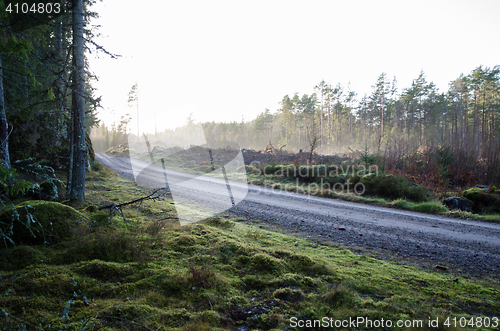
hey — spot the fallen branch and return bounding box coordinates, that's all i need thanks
[159,216,179,221]
[98,189,164,222]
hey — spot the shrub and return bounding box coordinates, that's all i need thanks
[360,173,430,202]
[190,265,215,288]
[62,224,153,263]
[0,162,34,201]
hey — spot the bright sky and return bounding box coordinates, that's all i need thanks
[88,0,500,133]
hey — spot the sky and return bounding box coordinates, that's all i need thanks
[88,0,500,134]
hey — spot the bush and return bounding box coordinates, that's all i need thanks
[360,173,430,202]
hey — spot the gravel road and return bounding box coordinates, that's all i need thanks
[96,153,500,276]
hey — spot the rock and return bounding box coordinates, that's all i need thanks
[443,197,474,212]
[0,200,85,246]
[434,265,448,271]
[338,227,346,231]
[474,185,489,191]
[462,187,500,213]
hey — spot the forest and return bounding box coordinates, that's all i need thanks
[1,0,102,202]
[2,1,500,329]
[92,67,500,188]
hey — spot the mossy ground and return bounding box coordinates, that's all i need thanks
[2,163,497,330]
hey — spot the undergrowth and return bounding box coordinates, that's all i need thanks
[244,162,499,222]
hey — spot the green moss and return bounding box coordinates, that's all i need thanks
[0,245,43,269]
[411,201,449,214]
[0,200,86,246]
[462,187,500,213]
[75,260,133,282]
[272,287,305,301]
[273,273,302,287]
[201,217,234,229]
[250,253,284,273]
[287,253,314,270]
[322,286,356,307]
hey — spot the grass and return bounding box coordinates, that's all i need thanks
[0,162,499,330]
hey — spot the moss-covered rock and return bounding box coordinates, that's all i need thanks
[0,200,86,246]
[462,187,500,213]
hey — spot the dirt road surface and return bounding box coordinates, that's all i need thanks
[96,153,500,276]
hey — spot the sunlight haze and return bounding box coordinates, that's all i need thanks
[88,0,500,133]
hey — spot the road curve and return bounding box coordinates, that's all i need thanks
[96,153,500,275]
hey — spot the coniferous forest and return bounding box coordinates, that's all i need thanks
[1,0,102,201]
[93,68,500,188]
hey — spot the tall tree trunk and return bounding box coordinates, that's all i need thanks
[68,0,86,201]
[394,104,398,149]
[381,97,384,146]
[473,93,478,151]
[481,88,487,148]
[66,73,75,198]
[348,111,352,149]
[0,56,10,168]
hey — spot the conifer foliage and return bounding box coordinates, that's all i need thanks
[1,0,108,201]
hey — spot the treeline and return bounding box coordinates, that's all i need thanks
[220,67,498,158]
[92,67,500,185]
[1,0,106,201]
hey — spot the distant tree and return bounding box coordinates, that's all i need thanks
[128,83,139,140]
[314,80,330,149]
[369,73,391,153]
[344,83,357,150]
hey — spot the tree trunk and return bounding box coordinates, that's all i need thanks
[0,56,10,168]
[68,0,86,201]
[66,72,75,198]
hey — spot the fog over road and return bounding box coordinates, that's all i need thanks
[96,153,500,275]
